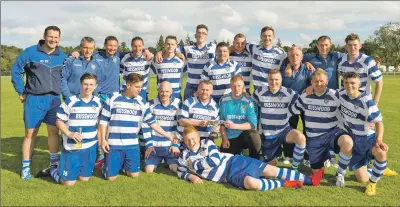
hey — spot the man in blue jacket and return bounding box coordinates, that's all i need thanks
[61,36,100,99]
[11,26,67,180]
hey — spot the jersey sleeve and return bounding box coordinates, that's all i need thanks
[100,98,112,126]
[142,102,156,125]
[149,61,157,75]
[366,59,382,82]
[178,99,190,120]
[289,94,304,116]
[57,101,70,121]
[142,122,153,148]
[200,63,210,80]
[176,151,191,181]
[191,140,222,171]
[366,97,383,123]
[11,49,29,95]
[245,43,255,55]
[246,100,258,129]
[60,58,73,98]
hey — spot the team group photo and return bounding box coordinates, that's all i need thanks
[1,1,400,206]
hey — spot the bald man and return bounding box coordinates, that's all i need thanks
[144,81,182,173]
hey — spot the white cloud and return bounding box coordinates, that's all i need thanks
[254,10,278,25]
[217,28,235,43]
[299,33,312,42]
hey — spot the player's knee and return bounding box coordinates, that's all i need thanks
[144,166,155,173]
[356,174,369,183]
[169,164,178,172]
[25,129,39,139]
[339,135,353,151]
[61,180,76,186]
[373,147,387,161]
[78,176,90,182]
[244,177,259,190]
[296,133,306,145]
[127,172,139,178]
[107,176,118,181]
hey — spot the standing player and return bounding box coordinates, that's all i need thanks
[230,33,252,92]
[338,33,383,106]
[178,80,219,140]
[150,36,185,99]
[219,75,260,159]
[11,26,66,180]
[177,126,324,190]
[61,36,100,100]
[252,70,306,170]
[36,73,102,186]
[200,42,242,103]
[144,81,181,173]
[290,69,354,186]
[99,73,177,181]
[155,24,217,100]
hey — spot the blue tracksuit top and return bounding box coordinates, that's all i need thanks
[281,63,312,94]
[11,40,66,95]
[61,56,100,98]
[92,51,121,95]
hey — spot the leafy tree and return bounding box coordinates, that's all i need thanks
[178,39,185,47]
[119,41,130,52]
[185,32,192,45]
[282,46,290,53]
[156,35,165,52]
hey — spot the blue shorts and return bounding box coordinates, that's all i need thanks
[23,94,61,129]
[104,147,140,177]
[261,127,292,163]
[307,127,345,167]
[183,86,197,101]
[145,147,178,167]
[59,144,97,181]
[226,155,267,188]
[349,134,376,171]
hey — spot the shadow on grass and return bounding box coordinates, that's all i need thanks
[1,136,56,180]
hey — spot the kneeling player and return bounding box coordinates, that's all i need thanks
[340,72,392,196]
[144,81,181,173]
[99,73,178,181]
[36,73,102,186]
[177,126,324,190]
[290,69,353,187]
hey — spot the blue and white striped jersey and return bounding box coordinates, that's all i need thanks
[57,95,102,151]
[246,44,287,90]
[200,59,241,102]
[150,56,185,96]
[338,53,382,95]
[179,97,219,139]
[177,139,233,183]
[120,53,152,93]
[177,42,216,89]
[100,93,156,149]
[230,51,252,90]
[252,86,298,139]
[290,89,341,138]
[338,88,383,137]
[147,96,182,148]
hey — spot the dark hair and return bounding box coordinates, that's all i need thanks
[196,24,208,32]
[131,36,144,45]
[165,35,177,42]
[217,42,229,51]
[80,36,95,46]
[104,36,118,45]
[44,26,61,37]
[317,35,332,44]
[80,73,97,83]
[268,69,281,76]
[260,26,275,35]
[343,72,360,79]
[345,33,360,43]
[126,73,145,84]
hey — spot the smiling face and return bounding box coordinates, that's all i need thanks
[43,29,60,50]
[317,39,332,57]
[344,77,360,97]
[345,39,362,57]
[217,45,229,63]
[268,72,282,92]
[164,38,177,54]
[126,81,143,98]
[80,78,97,97]
[230,78,245,98]
[81,41,95,60]
[311,73,328,94]
[183,131,201,152]
[195,28,208,45]
[260,29,274,48]
[104,40,118,57]
[158,81,172,103]
[131,39,144,58]
[233,37,246,53]
[197,82,213,102]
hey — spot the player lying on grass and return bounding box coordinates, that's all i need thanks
[176,126,324,190]
[36,73,102,186]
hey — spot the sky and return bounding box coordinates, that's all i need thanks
[1,1,399,49]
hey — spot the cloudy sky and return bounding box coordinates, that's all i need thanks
[1,1,399,49]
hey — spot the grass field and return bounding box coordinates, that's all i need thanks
[1,75,400,206]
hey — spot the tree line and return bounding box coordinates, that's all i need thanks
[1,22,399,72]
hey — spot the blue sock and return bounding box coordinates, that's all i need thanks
[258,179,284,191]
[370,160,387,183]
[337,152,352,175]
[50,153,59,165]
[276,168,312,185]
[329,150,335,159]
[292,144,306,169]
[22,159,30,168]
[50,167,61,183]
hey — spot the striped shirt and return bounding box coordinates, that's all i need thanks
[150,56,185,96]
[147,97,182,148]
[120,53,152,93]
[246,44,287,90]
[338,53,382,94]
[177,42,216,89]
[338,88,383,137]
[179,97,219,139]
[290,89,341,138]
[200,59,241,102]
[177,139,233,182]
[230,51,252,90]
[57,95,102,151]
[252,86,298,139]
[100,93,156,149]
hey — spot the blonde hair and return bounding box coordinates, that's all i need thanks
[312,68,327,79]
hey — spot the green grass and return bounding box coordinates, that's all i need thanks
[1,75,400,206]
